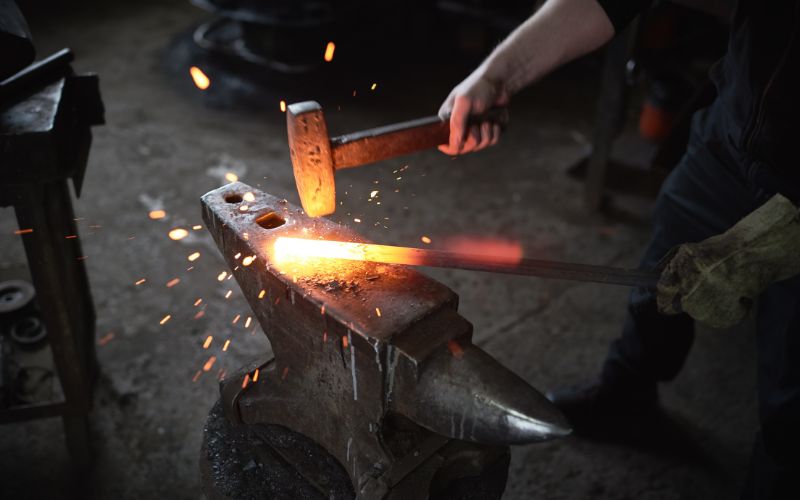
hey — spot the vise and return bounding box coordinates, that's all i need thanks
[199,182,569,499]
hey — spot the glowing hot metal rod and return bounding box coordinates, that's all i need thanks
[274,237,660,288]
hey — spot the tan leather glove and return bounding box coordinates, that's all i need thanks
[657,194,800,329]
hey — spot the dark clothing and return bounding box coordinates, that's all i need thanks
[597,0,800,200]
[593,2,800,496]
[602,96,800,499]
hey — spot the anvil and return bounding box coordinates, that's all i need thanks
[201,183,569,499]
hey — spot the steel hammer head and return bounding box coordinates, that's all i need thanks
[286,101,336,218]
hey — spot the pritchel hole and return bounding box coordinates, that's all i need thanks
[225,194,243,203]
[255,212,286,230]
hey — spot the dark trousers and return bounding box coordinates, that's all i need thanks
[601,100,800,499]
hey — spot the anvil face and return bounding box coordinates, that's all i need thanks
[201,183,569,498]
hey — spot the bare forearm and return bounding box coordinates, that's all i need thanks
[479,0,615,95]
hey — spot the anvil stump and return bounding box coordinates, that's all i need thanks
[199,183,569,499]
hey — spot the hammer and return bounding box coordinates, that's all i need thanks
[287,101,507,217]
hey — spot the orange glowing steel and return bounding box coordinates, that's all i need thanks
[189,66,211,90]
[323,41,336,62]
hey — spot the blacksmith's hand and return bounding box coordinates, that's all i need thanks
[438,70,509,156]
[657,194,800,329]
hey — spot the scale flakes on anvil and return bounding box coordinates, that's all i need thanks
[201,182,570,499]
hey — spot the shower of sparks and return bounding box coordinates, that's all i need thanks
[421,236,432,244]
[225,172,239,183]
[148,210,166,220]
[189,66,211,90]
[166,278,180,288]
[159,314,171,325]
[188,252,200,262]
[135,278,146,285]
[203,356,217,372]
[223,339,231,351]
[323,41,336,62]
[217,271,227,281]
[203,336,213,349]
[168,228,189,241]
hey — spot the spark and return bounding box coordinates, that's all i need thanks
[447,339,464,359]
[224,290,232,299]
[223,339,231,351]
[342,336,348,348]
[232,314,240,324]
[65,235,77,239]
[244,316,252,328]
[323,41,336,62]
[241,373,250,389]
[320,305,326,315]
[159,314,171,325]
[188,252,200,262]
[203,355,217,372]
[242,255,255,266]
[135,278,146,286]
[239,205,249,212]
[225,172,239,183]
[203,336,213,349]
[193,225,202,230]
[280,100,286,112]
[98,332,115,346]
[370,83,377,90]
[217,271,227,281]
[189,66,211,90]
[14,228,33,235]
[252,369,259,382]
[234,253,241,259]
[375,307,381,317]
[354,218,361,223]
[370,190,379,198]
[258,289,266,299]
[169,228,189,241]
[194,298,203,306]
[421,236,432,244]
[281,367,289,380]
[166,278,180,288]
[194,310,205,320]
[243,192,255,202]
[192,370,202,382]
[148,210,166,220]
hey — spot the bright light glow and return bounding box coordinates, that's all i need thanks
[149,210,166,220]
[189,66,211,90]
[280,100,287,112]
[225,172,239,183]
[188,252,200,261]
[324,41,336,62]
[169,228,189,241]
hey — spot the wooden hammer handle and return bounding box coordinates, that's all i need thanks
[330,108,507,170]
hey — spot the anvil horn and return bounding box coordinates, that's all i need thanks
[393,341,571,443]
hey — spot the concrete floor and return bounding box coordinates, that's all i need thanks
[0,1,757,498]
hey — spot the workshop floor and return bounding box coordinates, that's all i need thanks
[0,1,757,499]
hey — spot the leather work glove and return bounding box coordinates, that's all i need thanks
[657,194,800,329]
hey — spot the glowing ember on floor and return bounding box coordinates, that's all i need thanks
[189,66,211,90]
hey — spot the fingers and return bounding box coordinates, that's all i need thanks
[448,95,472,153]
[490,123,501,146]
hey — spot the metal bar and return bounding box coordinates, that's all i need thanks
[275,238,660,289]
[0,48,74,103]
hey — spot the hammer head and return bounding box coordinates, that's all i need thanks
[286,101,336,217]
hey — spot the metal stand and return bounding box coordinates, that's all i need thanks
[0,53,104,469]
